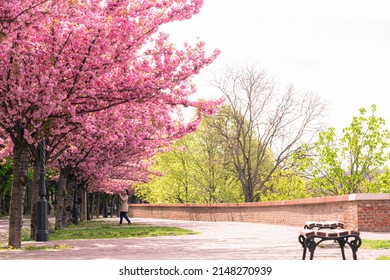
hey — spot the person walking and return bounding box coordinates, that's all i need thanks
[119,190,131,224]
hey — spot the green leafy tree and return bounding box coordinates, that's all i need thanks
[136,116,243,203]
[367,168,390,193]
[303,105,390,195]
[262,168,312,201]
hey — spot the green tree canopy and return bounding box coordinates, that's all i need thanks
[136,116,243,203]
[302,105,390,195]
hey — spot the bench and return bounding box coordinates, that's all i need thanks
[299,222,362,260]
[304,220,344,230]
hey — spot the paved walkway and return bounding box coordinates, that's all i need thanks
[1,218,390,260]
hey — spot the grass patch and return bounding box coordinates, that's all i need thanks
[24,244,74,251]
[0,244,73,251]
[376,256,390,260]
[0,220,196,250]
[361,240,390,250]
[22,228,31,241]
[49,220,197,241]
[362,240,390,260]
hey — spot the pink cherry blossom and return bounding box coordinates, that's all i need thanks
[1,0,223,199]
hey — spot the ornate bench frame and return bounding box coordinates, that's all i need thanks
[299,221,362,260]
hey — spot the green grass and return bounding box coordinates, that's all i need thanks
[11,220,198,242]
[361,240,390,250]
[24,244,74,250]
[376,256,390,260]
[49,220,197,241]
[362,240,390,260]
[0,244,74,251]
[0,220,197,251]
[22,228,31,241]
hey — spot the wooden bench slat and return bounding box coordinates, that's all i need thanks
[304,220,345,229]
[349,230,360,236]
[300,229,315,237]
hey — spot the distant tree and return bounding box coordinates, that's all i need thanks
[261,168,312,201]
[196,115,243,202]
[301,105,390,195]
[136,116,242,203]
[368,168,390,193]
[210,66,325,202]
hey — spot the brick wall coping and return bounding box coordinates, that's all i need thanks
[347,193,390,201]
[129,193,390,208]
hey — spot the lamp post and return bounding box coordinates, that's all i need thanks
[36,139,49,241]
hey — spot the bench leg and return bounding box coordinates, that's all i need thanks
[298,235,307,260]
[304,237,317,260]
[348,237,362,260]
[336,238,347,260]
[302,247,307,260]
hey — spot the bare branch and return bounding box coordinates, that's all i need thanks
[210,65,326,201]
[0,0,51,23]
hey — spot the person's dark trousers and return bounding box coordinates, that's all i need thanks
[120,211,131,224]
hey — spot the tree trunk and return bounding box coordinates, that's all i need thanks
[243,185,253,202]
[87,192,92,220]
[103,193,108,218]
[62,174,74,227]
[110,195,115,218]
[9,138,30,248]
[55,166,69,230]
[29,160,40,240]
[90,193,96,220]
[81,187,87,222]
[25,179,31,216]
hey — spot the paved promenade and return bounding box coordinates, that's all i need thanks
[1,218,390,260]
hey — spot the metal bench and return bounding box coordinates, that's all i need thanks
[299,222,362,260]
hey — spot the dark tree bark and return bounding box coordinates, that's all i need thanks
[9,135,30,248]
[62,174,74,227]
[55,166,70,230]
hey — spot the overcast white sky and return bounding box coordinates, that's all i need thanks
[163,0,390,132]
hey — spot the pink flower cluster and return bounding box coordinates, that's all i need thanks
[0,0,220,194]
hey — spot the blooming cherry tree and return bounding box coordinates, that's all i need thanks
[0,0,220,247]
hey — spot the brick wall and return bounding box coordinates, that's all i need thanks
[354,194,390,231]
[129,193,390,232]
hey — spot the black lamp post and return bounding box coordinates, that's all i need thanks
[35,139,49,241]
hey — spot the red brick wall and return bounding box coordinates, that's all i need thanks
[129,193,390,232]
[356,198,390,231]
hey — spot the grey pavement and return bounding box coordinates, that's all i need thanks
[0,217,390,260]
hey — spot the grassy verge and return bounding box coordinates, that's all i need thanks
[49,220,197,241]
[0,219,197,251]
[24,244,74,250]
[361,240,390,250]
[362,239,390,260]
